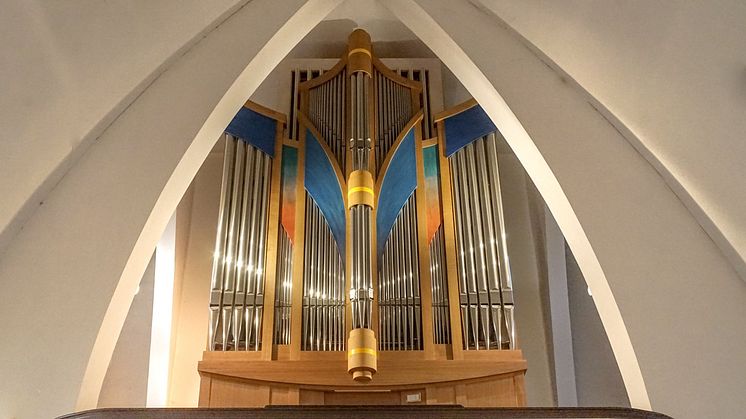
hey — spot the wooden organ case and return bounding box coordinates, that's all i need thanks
[198,30,527,407]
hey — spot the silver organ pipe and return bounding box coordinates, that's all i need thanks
[273,229,292,345]
[429,226,451,344]
[309,71,346,171]
[301,196,346,351]
[449,133,515,350]
[373,65,423,352]
[208,135,272,351]
[374,69,413,172]
[378,197,423,350]
[349,71,373,330]
[300,69,349,353]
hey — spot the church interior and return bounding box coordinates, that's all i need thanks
[1,1,745,418]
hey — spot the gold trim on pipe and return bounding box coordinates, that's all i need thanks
[347,29,372,75]
[347,328,378,382]
[347,169,375,208]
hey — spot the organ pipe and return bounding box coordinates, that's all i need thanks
[346,29,377,382]
[301,196,345,351]
[208,135,272,351]
[429,226,451,344]
[378,196,423,350]
[449,133,515,350]
[274,229,292,345]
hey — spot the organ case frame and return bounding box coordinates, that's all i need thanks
[199,30,526,408]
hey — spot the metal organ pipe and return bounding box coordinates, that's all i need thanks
[429,226,451,344]
[449,135,516,350]
[345,29,377,383]
[303,65,348,353]
[274,229,292,345]
[301,195,345,352]
[208,135,271,351]
[377,196,423,351]
[209,136,236,351]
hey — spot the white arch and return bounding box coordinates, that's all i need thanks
[378,0,650,409]
[75,0,345,410]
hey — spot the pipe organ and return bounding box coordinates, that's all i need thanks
[199,30,527,407]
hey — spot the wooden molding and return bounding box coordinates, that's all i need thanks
[199,351,526,388]
[372,57,423,93]
[260,120,285,360]
[432,98,478,123]
[297,111,347,194]
[298,57,347,91]
[436,121,465,359]
[373,111,425,199]
[244,99,288,124]
[422,137,438,147]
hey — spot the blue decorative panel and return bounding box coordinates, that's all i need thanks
[376,127,417,259]
[304,129,346,258]
[443,104,497,157]
[225,106,276,157]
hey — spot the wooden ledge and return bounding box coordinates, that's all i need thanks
[198,350,526,389]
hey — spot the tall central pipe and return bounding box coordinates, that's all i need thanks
[346,29,377,382]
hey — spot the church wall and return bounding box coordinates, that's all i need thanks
[168,145,223,406]
[1,1,744,418]
[565,245,629,408]
[0,0,243,256]
[498,154,555,406]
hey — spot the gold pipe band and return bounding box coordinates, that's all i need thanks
[348,170,375,208]
[348,190,374,208]
[348,328,377,381]
[347,29,373,75]
[348,47,372,57]
[349,186,374,195]
[349,348,377,356]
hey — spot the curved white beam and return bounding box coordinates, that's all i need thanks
[76,0,344,410]
[378,0,651,409]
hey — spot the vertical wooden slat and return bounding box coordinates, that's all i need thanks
[260,120,285,360]
[289,94,309,360]
[198,374,212,407]
[513,373,527,406]
[415,123,435,359]
[436,121,464,360]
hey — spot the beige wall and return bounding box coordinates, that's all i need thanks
[565,245,629,407]
[0,0,242,255]
[169,143,224,406]
[498,153,554,406]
